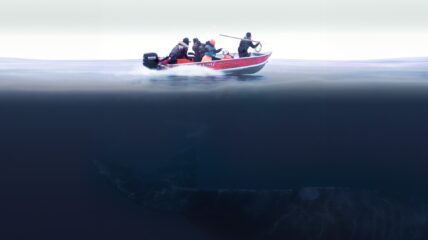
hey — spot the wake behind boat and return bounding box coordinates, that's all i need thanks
[142,33,272,75]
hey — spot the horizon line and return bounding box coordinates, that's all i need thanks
[1,56,428,62]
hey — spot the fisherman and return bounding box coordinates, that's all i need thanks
[201,39,223,62]
[192,38,205,62]
[238,32,260,58]
[161,38,191,64]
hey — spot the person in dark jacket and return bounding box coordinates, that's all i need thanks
[238,32,260,58]
[162,38,191,64]
[192,38,205,62]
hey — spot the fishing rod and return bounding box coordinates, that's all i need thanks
[219,34,263,52]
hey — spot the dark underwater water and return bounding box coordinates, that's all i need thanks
[1,58,428,239]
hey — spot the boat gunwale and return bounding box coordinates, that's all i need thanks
[165,52,272,67]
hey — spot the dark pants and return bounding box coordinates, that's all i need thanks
[239,52,250,58]
[169,57,178,64]
[194,55,203,62]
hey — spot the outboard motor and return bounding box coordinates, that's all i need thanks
[142,52,159,69]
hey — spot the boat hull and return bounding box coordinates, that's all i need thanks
[163,52,272,75]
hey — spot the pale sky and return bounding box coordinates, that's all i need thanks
[1,0,428,60]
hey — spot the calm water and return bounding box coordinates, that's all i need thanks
[1,58,428,239]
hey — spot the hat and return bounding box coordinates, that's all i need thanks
[210,39,216,46]
[246,32,252,38]
[193,38,199,43]
[183,38,190,45]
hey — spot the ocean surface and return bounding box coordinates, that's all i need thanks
[1,58,428,239]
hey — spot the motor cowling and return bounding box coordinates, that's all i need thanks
[143,52,159,69]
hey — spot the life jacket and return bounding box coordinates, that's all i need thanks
[178,41,189,48]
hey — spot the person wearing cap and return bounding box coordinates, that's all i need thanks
[162,38,191,64]
[238,32,260,58]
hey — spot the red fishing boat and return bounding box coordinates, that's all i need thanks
[143,34,271,75]
[143,52,272,75]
